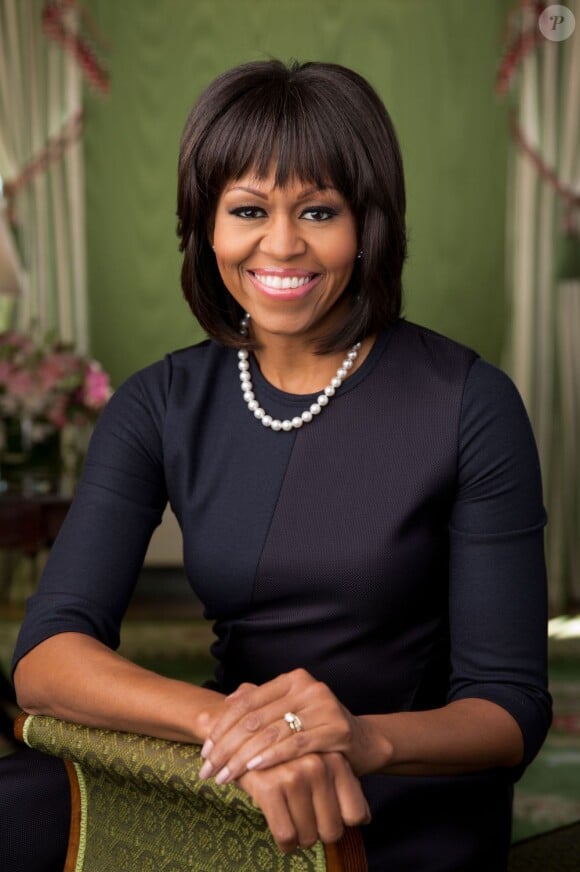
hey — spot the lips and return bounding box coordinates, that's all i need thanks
[248,270,321,299]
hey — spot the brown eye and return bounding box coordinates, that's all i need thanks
[301,208,337,221]
[229,207,267,219]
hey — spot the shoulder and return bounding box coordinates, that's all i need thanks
[394,319,478,358]
[460,357,538,453]
[90,338,227,455]
[389,319,479,384]
[455,357,545,530]
[107,338,223,410]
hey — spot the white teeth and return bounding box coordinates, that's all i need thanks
[253,273,313,290]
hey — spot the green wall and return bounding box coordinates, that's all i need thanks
[84,0,512,386]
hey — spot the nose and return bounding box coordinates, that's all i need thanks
[260,215,306,260]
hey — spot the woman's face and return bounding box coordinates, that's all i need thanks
[212,168,358,346]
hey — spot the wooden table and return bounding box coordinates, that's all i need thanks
[0,492,72,557]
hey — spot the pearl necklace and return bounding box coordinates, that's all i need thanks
[237,314,362,431]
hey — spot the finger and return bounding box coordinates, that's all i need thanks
[259,786,300,854]
[204,668,324,755]
[242,725,338,776]
[203,719,287,783]
[201,694,334,779]
[200,699,293,779]
[280,758,321,850]
[309,757,345,845]
[206,699,352,781]
[328,753,372,826]
[210,703,356,783]
[201,675,292,756]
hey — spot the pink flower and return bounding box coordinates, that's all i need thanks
[38,352,83,389]
[6,369,34,398]
[45,394,69,429]
[0,361,13,384]
[81,364,111,409]
[0,330,111,434]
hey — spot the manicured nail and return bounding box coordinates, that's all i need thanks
[200,739,213,760]
[246,755,263,771]
[215,766,231,785]
[199,760,213,780]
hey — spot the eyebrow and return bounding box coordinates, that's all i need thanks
[226,185,338,201]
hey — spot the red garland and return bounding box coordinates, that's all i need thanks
[509,111,580,230]
[42,1,110,94]
[509,112,580,208]
[496,0,546,95]
[3,111,84,220]
[497,3,579,231]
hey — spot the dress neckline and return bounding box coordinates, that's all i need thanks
[246,323,395,408]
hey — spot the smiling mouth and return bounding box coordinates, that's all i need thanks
[249,271,319,290]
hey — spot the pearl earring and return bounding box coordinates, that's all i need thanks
[356,250,363,260]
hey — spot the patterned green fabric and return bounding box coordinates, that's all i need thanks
[22,715,327,872]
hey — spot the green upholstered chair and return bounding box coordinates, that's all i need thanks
[15,713,367,872]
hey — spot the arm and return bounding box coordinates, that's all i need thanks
[13,362,225,740]
[187,669,523,783]
[14,637,371,853]
[14,632,225,743]
[12,360,369,850]
[190,360,552,783]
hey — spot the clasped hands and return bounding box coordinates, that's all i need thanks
[194,668,391,853]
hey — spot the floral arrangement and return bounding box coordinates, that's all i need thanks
[0,329,111,449]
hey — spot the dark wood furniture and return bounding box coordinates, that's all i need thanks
[0,492,71,556]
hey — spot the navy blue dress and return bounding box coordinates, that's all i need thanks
[12,320,552,871]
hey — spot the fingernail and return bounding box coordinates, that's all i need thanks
[246,755,263,771]
[200,739,213,760]
[199,760,213,780]
[215,766,231,785]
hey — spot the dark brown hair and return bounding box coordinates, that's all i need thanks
[177,59,407,351]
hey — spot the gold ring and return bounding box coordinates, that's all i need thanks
[283,711,304,733]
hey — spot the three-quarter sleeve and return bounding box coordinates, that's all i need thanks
[448,358,552,769]
[11,359,170,675]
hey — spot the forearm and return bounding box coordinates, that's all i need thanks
[14,632,224,744]
[197,671,525,785]
[360,698,524,776]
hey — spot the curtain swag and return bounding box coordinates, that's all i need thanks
[0,0,92,349]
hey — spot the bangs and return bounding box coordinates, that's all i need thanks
[196,82,362,203]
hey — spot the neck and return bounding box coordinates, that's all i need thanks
[250,331,375,394]
[255,343,339,394]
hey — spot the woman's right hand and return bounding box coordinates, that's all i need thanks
[236,751,371,854]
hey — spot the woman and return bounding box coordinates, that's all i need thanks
[12,60,551,870]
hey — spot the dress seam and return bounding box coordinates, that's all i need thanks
[249,433,300,606]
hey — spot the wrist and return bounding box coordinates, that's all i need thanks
[355,715,394,775]
[192,692,229,743]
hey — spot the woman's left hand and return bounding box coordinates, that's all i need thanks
[198,668,391,784]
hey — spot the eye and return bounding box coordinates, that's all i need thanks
[229,206,266,219]
[301,207,338,222]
